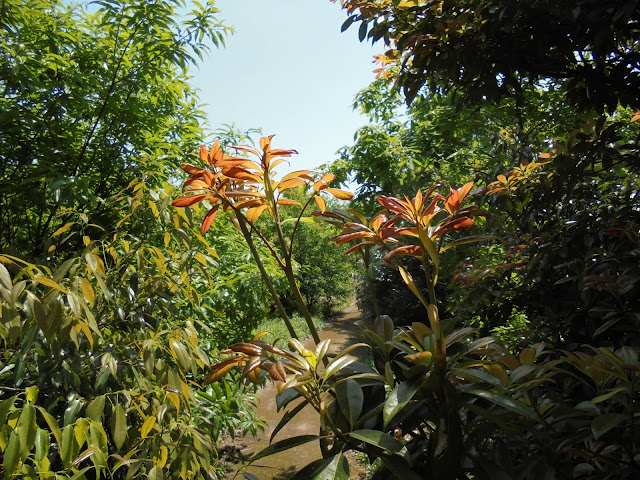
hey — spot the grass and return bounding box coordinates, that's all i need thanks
[253,313,325,345]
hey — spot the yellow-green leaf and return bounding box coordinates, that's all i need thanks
[52,222,74,237]
[140,415,156,439]
[33,276,68,294]
[80,278,95,306]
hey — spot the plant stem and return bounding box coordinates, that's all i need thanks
[234,214,298,339]
[271,195,321,346]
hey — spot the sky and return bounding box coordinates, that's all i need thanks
[190,0,383,175]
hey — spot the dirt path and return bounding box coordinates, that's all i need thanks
[219,303,369,480]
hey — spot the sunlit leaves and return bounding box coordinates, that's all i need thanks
[172,135,353,232]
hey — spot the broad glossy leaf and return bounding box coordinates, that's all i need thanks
[383,381,418,429]
[289,454,349,480]
[336,380,364,428]
[86,395,105,422]
[348,429,405,454]
[148,466,164,480]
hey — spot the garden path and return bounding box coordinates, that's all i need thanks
[219,302,370,480]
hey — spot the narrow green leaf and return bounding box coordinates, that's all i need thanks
[250,435,321,462]
[37,406,61,445]
[322,355,358,382]
[270,399,309,443]
[466,389,540,421]
[35,428,49,462]
[591,387,627,404]
[4,431,20,478]
[61,424,75,467]
[112,404,127,450]
[383,381,418,429]
[18,403,37,453]
[592,413,627,440]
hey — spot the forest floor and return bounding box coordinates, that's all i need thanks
[218,301,373,480]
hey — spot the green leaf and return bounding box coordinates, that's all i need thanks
[322,354,358,382]
[25,386,39,404]
[383,381,418,429]
[250,435,321,462]
[348,429,406,454]
[466,389,540,421]
[35,428,50,462]
[379,455,423,480]
[591,413,627,440]
[0,395,17,426]
[270,399,309,443]
[37,406,62,445]
[112,404,128,450]
[18,403,37,454]
[336,379,364,428]
[289,454,350,480]
[61,424,75,467]
[64,397,83,426]
[591,387,627,404]
[86,395,106,422]
[0,261,11,289]
[4,431,20,479]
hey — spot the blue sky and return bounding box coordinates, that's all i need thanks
[190,0,382,174]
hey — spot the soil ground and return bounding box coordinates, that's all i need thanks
[218,302,372,480]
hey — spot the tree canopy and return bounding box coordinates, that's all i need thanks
[336,0,640,109]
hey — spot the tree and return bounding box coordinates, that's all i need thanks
[333,0,640,348]
[335,0,640,110]
[0,0,230,259]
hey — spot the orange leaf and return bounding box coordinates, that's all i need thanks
[314,195,326,213]
[172,194,209,207]
[278,178,308,192]
[383,245,423,263]
[277,198,302,206]
[434,217,475,237]
[201,205,219,234]
[321,173,336,183]
[246,205,269,222]
[325,188,354,200]
[281,170,314,182]
[332,231,372,244]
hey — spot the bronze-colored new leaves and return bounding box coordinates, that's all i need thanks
[172,135,354,234]
[325,182,487,265]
